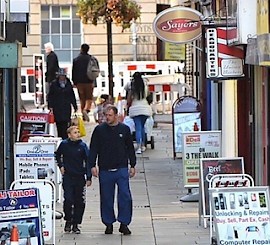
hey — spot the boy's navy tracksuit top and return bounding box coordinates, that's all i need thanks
[55,138,92,180]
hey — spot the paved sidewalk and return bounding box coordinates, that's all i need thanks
[54,121,210,245]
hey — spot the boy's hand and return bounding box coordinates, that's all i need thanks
[60,166,65,175]
[86,180,92,187]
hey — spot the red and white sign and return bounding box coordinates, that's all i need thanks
[153,7,203,44]
[206,27,245,79]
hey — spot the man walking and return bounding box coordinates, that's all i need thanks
[44,42,59,93]
[72,43,99,121]
[89,105,136,235]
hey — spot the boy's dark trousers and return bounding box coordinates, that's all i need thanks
[62,174,86,224]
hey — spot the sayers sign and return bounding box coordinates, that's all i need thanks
[153,7,203,44]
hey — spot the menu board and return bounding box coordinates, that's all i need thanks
[209,187,270,243]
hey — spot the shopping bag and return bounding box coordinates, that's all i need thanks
[77,116,86,137]
[71,114,86,137]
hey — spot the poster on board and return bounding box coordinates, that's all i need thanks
[209,186,270,243]
[0,188,44,245]
[173,112,201,153]
[182,131,222,188]
[14,143,56,183]
[200,157,245,217]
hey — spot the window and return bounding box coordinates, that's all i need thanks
[41,5,82,63]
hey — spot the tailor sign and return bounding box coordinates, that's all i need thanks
[153,7,203,44]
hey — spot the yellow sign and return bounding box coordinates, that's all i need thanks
[164,43,185,61]
[257,0,269,34]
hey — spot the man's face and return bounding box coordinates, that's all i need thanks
[45,47,51,54]
[106,109,118,125]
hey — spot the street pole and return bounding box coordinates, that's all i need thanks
[106,10,114,98]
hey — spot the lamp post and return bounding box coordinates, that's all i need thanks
[106,0,118,98]
[106,11,114,97]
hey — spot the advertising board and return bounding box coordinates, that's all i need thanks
[14,143,56,183]
[200,157,244,217]
[182,131,222,188]
[0,188,44,245]
[209,186,270,243]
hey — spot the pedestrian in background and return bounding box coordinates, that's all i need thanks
[48,68,77,139]
[55,125,92,234]
[127,72,152,154]
[89,105,136,235]
[44,42,59,93]
[72,43,99,122]
[93,94,112,124]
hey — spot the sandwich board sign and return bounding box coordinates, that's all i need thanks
[209,186,270,243]
[0,188,44,245]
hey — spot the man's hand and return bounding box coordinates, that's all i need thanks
[91,167,98,177]
[129,167,136,178]
[86,180,92,187]
[60,166,65,175]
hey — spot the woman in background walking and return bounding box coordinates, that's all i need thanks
[128,72,152,154]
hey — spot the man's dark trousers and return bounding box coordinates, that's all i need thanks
[63,174,86,224]
[99,168,132,225]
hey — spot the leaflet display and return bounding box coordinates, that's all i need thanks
[209,186,270,243]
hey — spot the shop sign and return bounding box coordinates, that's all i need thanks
[153,7,203,44]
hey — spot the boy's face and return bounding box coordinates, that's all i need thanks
[68,127,80,141]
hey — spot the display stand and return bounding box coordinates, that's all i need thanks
[199,157,245,228]
[208,174,254,244]
[10,179,56,245]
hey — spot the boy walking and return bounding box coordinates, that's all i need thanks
[55,126,92,234]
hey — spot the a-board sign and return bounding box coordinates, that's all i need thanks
[182,131,222,188]
[209,186,270,243]
[14,143,56,183]
[16,112,50,142]
[10,180,56,243]
[172,96,201,156]
[0,188,44,245]
[200,157,245,217]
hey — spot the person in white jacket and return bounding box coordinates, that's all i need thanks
[128,72,152,154]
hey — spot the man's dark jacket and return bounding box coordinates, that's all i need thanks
[46,51,59,83]
[47,78,77,122]
[72,53,99,85]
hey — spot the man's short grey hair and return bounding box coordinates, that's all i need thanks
[44,42,54,51]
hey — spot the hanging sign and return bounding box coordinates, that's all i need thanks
[153,7,203,44]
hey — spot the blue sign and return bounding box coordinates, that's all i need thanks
[0,188,44,245]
